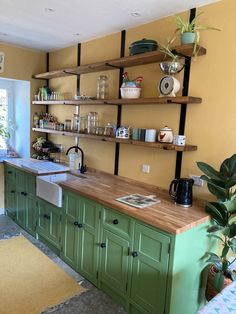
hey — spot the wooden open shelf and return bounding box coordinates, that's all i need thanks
[32,96,202,106]
[32,128,197,152]
[33,44,206,79]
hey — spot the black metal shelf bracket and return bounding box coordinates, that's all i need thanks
[114,29,126,176]
[175,8,196,179]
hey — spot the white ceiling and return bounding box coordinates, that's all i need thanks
[0,0,219,51]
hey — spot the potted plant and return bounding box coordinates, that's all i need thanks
[175,12,220,56]
[197,154,236,300]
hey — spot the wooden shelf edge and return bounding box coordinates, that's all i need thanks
[32,96,202,106]
[32,128,197,152]
[33,44,206,79]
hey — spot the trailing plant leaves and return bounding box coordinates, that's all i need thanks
[214,272,224,292]
[197,162,225,181]
[205,202,228,226]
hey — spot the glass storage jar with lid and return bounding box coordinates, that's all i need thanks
[79,116,88,133]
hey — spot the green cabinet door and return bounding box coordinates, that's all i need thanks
[25,196,37,236]
[61,191,80,270]
[5,181,17,220]
[78,197,100,285]
[130,223,170,314]
[100,228,130,293]
[15,170,27,228]
[37,200,61,249]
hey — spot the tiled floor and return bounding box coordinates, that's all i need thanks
[0,214,127,314]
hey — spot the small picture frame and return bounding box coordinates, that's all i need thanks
[0,52,5,73]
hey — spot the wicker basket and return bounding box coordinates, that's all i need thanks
[205,265,233,301]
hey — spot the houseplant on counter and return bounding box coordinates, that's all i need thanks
[175,12,220,56]
[197,154,236,300]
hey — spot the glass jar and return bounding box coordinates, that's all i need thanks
[104,123,114,137]
[73,114,80,132]
[79,116,88,133]
[88,112,99,134]
[64,119,72,131]
[97,75,109,99]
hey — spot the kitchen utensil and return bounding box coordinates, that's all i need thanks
[158,126,173,143]
[129,38,158,56]
[169,178,194,207]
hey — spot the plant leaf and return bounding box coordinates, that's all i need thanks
[231,271,236,281]
[224,200,236,213]
[205,202,228,226]
[230,239,236,254]
[207,234,224,243]
[207,183,228,201]
[220,154,236,178]
[214,272,224,292]
[197,162,225,181]
[228,223,236,238]
[221,246,230,258]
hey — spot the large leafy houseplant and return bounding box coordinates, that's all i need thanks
[197,154,236,294]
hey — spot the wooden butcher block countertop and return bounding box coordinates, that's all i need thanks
[61,169,210,235]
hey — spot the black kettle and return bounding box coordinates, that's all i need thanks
[169,178,194,208]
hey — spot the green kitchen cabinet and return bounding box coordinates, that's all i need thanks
[37,199,61,250]
[5,180,17,220]
[99,228,130,294]
[130,223,170,314]
[25,195,37,236]
[61,190,100,285]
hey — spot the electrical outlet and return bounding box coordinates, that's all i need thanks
[189,174,204,187]
[142,164,150,174]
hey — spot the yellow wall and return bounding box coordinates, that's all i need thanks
[47,0,234,199]
[0,43,46,210]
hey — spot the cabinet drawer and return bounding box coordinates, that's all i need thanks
[4,165,15,182]
[103,208,132,238]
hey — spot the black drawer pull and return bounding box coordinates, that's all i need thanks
[100,243,106,248]
[24,192,28,196]
[74,221,79,226]
[10,190,15,194]
[7,171,12,174]
[43,214,50,220]
[78,223,83,228]
[112,219,119,225]
[21,191,25,195]
[132,251,139,258]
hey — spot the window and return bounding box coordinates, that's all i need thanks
[0,81,15,152]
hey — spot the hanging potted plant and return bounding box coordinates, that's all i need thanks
[197,154,236,301]
[175,12,220,56]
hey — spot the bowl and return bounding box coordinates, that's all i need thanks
[120,87,141,99]
[159,61,184,75]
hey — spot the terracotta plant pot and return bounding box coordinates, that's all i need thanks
[205,265,233,301]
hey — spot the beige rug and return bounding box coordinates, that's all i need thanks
[0,235,84,314]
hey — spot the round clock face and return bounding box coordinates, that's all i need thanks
[159,76,174,95]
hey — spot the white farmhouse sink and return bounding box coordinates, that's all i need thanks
[36,173,80,207]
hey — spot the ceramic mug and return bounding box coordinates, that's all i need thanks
[132,128,140,140]
[173,135,186,146]
[145,129,157,142]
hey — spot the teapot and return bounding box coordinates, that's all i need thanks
[158,126,173,143]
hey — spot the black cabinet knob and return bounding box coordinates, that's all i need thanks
[21,191,25,195]
[10,190,15,194]
[74,221,79,226]
[100,243,106,248]
[7,171,12,174]
[78,223,83,228]
[113,219,119,225]
[44,214,50,220]
[24,192,28,196]
[43,214,47,219]
[132,251,139,258]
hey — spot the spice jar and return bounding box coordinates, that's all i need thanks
[97,75,109,99]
